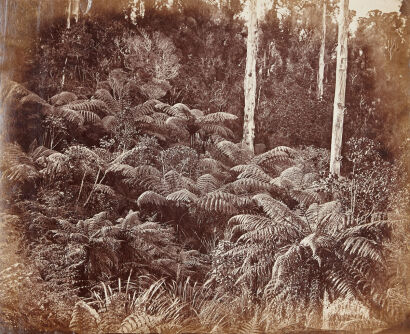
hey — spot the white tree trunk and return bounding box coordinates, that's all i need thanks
[329,0,349,176]
[66,0,72,29]
[242,0,258,153]
[72,0,80,23]
[85,0,93,14]
[317,0,326,100]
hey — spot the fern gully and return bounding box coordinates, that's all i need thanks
[0,2,408,331]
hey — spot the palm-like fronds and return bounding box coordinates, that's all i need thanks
[0,143,39,184]
[196,191,252,216]
[137,191,168,208]
[252,146,297,168]
[94,88,121,114]
[69,300,100,333]
[166,189,198,204]
[50,91,78,106]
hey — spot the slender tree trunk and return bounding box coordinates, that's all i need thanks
[329,0,349,176]
[242,0,258,153]
[66,0,72,29]
[72,0,80,23]
[317,0,327,100]
[85,0,93,14]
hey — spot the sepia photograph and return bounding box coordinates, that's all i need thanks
[0,0,409,333]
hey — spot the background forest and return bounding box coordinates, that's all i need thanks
[0,0,409,333]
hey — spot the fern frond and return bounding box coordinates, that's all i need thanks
[199,112,238,124]
[252,146,296,167]
[135,104,154,116]
[302,172,320,188]
[199,124,234,139]
[280,166,304,188]
[50,91,77,106]
[252,194,307,230]
[135,115,154,124]
[164,170,183,192]
[137,191,168,207]
[172,103,191,116]
[66,99,108,113]
[196,191,251,215]
[166,189,198,204]
[94,88,120,114]
[102,115,117,133]
[197,157,228,175]
[342,236,383,263]
[289,189,321,207]
[232,164,274,183]
[2,164,39,183]
[215,140,252,165]
[94,184,117,197]
[266,244,304,296]
[45,152,69,176]
[1,80,32,105]
[77,109,102,124]
[155,102,186,118]
[111,147,151,165]
[300,232,335,266]
[31,145,57,162]
[188,108,204,118]
[1,143,33,168]
[106,163,136,178]
[326,269,357,300]
[165,116,187,128]
[55,107,84,126]
[224,178,271,194]
[69,300,100,332]
[197,174,220,194]
[65,145,101,163]
[230,214,301,243]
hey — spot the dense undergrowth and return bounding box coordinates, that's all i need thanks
[0,75,408,332]
[0,1,409,333]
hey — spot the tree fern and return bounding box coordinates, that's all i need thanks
[54,107,85,126]
[94,88,121,114]
[199,112,238,124]
[166,189,198,204]
[50,91,77,106]
[224,178,272,194]
[137,191,168,208]
[252,146,296,168]
[0,143,39,184]
[69,300,100,333]
[197,173,220,194]
[196,191,252,216]
[232,164,274,183]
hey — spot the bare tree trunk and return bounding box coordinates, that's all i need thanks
[317,0,327,100]
[85,0,93,14]
[329,0,349,176]
[242,0,258,153]
[66,0,72,29]
[72,0,80,23]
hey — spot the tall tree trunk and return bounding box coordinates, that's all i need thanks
[242,0,258,153]
[72,0,80,23]
[329,0,349,176]
[66,0,72,29]
[317,0,327,100]
[85,0,93,14]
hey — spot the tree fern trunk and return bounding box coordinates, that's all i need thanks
[317,0,327,100]
[242,0,258,154]
[329,0,349,176]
